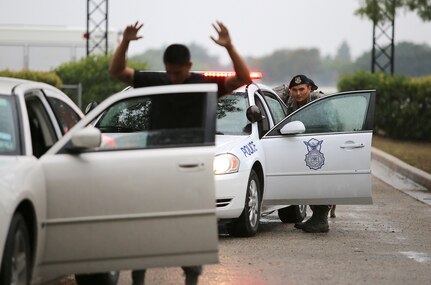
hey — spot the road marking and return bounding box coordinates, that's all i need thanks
[400,251,431,263]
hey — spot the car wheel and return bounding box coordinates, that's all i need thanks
[75,271,119,285]
[278,205,307,223]
[226,170,261,237]
[0,213,31,285]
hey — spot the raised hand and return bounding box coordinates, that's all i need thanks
[123,21,144,42]
[210,21,232,49]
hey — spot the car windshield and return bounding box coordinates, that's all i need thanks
[0,95,20,155]
[217,92,250,135]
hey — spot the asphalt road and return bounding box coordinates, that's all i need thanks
[60,169,431,285]
[107,174,430,285]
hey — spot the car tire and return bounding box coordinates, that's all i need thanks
[226,170,261,237]
[0,213,31,285]
[278,205,307,223]
[75,271,119,285]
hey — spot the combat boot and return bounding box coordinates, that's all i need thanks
[294,206,316,229]
[294,214,316,229]
[301,205,330,233]
[132,270,146,285]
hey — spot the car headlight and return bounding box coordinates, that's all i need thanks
[213,153,240,175]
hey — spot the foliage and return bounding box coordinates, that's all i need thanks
[127,40,431,87]
[394,42,431,76]
[335,41,352,62]
[131,42,222,71]
[338,71,431,141]
[248,48,323,85]
[356,0,431,23]
[55,55,147,110]
[351,42,431,77]
[0,69,62,87]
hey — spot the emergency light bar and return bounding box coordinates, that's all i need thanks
[201,71,263,80]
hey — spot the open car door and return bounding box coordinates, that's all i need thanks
[38,84,218,279]
[261,90,375,206]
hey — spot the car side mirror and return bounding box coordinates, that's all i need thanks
[246,105,263,123]
[69,128,102,150]
[279,121,306,135]
[85,101,98,115]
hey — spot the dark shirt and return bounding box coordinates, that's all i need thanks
[133,70,228,97]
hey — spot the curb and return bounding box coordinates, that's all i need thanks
[371,147,431,191]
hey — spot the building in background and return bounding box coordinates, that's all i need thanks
[0,25,120,71]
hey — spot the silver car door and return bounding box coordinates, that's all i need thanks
[39,84,219,278]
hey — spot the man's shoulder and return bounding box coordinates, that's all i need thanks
[310,90,325,100]
[187,72,207,83]
[273,84,287,95]
[273,84,289,102]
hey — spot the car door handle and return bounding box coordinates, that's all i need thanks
[340,143,364,149]
[178,162,205,172]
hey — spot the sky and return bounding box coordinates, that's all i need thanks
[0,0,430,63]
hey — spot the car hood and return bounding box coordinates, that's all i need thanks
[215,135,251,154]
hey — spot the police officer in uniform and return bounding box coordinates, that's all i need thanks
[274,75,331,233]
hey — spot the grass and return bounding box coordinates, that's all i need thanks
[372,135,431,174]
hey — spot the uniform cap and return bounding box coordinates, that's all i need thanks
[288,74,318,90]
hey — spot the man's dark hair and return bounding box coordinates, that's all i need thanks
[163,44,191,65]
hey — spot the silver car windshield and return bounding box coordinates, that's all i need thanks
[217,93,250,135]
[0,95,19,155]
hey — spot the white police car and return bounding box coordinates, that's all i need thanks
[214,81,375,237]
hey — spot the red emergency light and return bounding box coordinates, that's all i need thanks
[202,71,262,80]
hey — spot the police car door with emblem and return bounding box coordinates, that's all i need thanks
[260,90,375,206]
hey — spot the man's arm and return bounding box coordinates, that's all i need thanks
[109,22,143,85]
[211,21,252,94]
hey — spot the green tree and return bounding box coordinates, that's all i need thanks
[356,0,431,23]
[352,42,431,76]
[0,70,62,87]
[249,48,322,85]
[131,48,164,70]
[394,42,431,76]
[131,42,222,70]
[55,55,147,110]
[335,41,352,62]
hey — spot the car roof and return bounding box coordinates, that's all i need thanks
[0,76,34,94]
[232,82,276,93]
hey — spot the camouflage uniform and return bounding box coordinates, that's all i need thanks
[273,83,324,114]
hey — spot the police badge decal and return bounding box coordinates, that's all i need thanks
[304,138,325,170]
